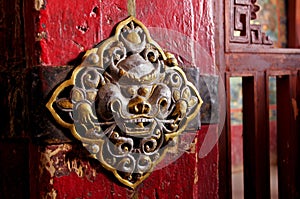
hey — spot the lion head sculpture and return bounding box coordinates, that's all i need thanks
[47,16,202,188]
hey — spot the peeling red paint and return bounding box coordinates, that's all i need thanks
[37,126,218,198]
[36,0,216,74]
[37,0,128,66]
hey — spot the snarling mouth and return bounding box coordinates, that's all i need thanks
[123,118,156,136]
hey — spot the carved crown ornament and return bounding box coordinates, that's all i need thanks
[46,16,202,188]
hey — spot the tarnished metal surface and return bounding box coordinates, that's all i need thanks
[31,67,220,141]
[199,74,219,124]
[30,66,75,143]
[46,17,202,188]
[183,68,220,124]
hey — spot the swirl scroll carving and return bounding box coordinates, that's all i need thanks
[46,16,202,188]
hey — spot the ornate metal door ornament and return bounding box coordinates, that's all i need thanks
[46,16,202,188]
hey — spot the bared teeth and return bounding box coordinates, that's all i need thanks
[137,122,144,128]
[124,118,154,123]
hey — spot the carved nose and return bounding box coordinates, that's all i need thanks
[128,96,151,114]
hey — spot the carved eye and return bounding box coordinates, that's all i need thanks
[147,52,156,62]
[120,86,137,98]
[158,97,169,111]
[128,87,136,96]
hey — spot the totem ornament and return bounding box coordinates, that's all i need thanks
[46,16,202,188]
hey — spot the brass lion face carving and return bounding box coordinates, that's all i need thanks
[47,16,202,188]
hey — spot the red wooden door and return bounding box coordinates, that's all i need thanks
[3,0,298,198]
[0,0,220,198]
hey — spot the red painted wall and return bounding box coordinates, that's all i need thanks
[33,0,218,198]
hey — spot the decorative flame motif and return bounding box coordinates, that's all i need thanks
[46,16,202,188]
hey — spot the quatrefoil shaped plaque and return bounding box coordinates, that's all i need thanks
[47,16,202,188]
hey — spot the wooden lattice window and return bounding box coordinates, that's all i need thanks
[216,0,300,198]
